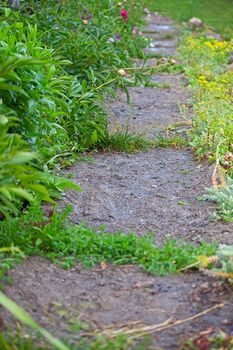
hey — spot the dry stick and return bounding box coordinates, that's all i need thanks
[201,269,233,280]
[129,303,225,340]
[100,59,173,74]
[100,318,173,337]
[212,141,226,189]
[100,303,224,339]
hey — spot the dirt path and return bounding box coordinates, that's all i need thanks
[3,257,233,349]
[2,13,233,349]
[64,14,233,244]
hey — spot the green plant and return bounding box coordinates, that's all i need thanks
[0,292,70,350]
[153,134,188,148]
[0,116,52,218]
[100,130,152,153]
[0,16,73,162]
[0,1,153,166]
[0,203,216,275]
[0,332,150,350]
[202,178,233,222]
[180,33,233,172]
[0,115,81,218]
[217,244,233,274]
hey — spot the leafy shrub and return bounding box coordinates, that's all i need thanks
[0,115,52,218]
[0,115,81,218]
[0,14,78,162]
[0,2,149,164]
[25,0,146,78]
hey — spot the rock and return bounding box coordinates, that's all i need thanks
[188,17,203,28]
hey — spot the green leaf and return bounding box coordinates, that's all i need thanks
[91,130,98,143]
[27,183,54,202]
[9,187,34,202]
[53,177,82,191]
[0,292,70,350]
[0,115,8,125]
[8,152,38,164]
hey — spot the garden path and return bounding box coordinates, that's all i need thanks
[65,14,233,245]
[3,13,233,350]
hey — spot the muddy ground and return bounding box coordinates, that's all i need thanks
[2,257,233,349]
[65,148,233,245]
[1,12,233,350]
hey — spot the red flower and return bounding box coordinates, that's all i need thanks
[120,9,128,22]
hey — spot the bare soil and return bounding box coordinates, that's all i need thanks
[107,77,190,138]
[2,12,233,350]
[65,148,233,245]
[2,257,233,349]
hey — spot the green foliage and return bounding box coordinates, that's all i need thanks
[0,16,71,161]
[101,130,152,153]
[0,115,81,218]
[0,332,149,350]
[179,31,233,219]
[153,134,188,148]
[0,203,216,275]
[0,292,70,350]
[0,1,148,164]
[217,244,233,273]
[202,178,233,222]
[0,116,52,217]
[9,0,148,157]
[180,34,233,171]
[0,0,152,216]
[24,0,146,77]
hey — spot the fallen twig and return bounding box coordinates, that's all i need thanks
[98,303,225,340]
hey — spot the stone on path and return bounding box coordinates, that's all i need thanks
[144,46,176,57]
[143,23,177,35]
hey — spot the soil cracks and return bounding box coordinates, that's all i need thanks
[2,13,233,350]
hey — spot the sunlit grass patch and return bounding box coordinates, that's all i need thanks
[100,130,152,153]
[153,134,188,148]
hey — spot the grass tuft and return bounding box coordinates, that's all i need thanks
[153,134,188,148]
[100,130,152,153]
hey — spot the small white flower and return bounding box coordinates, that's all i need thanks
[118,69,127,76]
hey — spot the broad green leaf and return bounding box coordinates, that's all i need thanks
[0,115,8,125]
[9,187,34,202]
[8,152,38,164]
[54,177,82,191]
[27,183,54,202]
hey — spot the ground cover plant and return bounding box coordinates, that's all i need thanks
[0,203,216,275]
